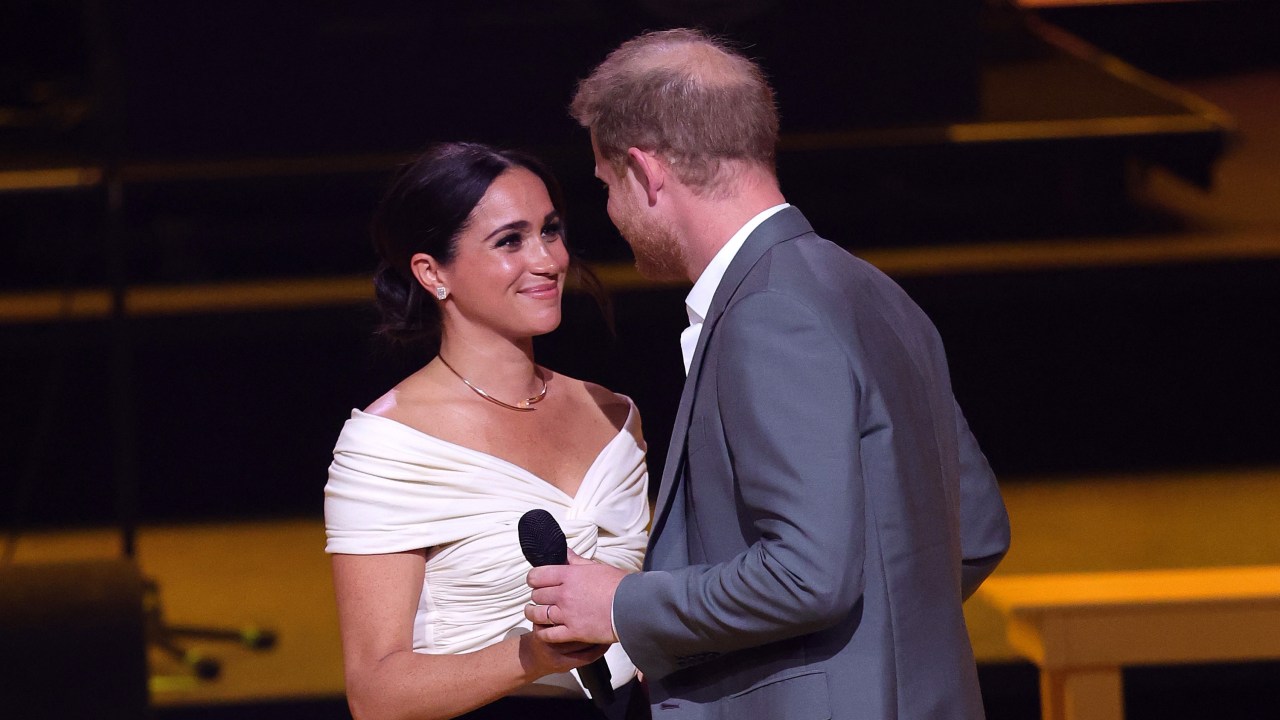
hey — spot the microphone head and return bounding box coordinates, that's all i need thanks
[518,509,568,567]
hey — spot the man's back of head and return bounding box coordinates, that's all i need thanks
[571,28,779,198]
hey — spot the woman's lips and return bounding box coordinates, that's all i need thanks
[520,282,560,299]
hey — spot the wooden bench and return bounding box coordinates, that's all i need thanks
[977,565,1280,720]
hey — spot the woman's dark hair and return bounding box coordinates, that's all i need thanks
[371,141,610,352]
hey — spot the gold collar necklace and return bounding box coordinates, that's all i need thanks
[437,355,547,412]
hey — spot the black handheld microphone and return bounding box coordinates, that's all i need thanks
[518,509,615,708]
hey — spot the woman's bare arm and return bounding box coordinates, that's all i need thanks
[333,551,605,720]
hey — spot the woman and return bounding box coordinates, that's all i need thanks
[324,142,649,720]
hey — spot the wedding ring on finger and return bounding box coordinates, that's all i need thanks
[545,604,559,626]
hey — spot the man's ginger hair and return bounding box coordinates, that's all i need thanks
[571,28,779,197]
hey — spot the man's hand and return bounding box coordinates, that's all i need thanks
[525,549,629,645]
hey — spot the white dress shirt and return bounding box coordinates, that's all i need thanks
[681,204,790,374]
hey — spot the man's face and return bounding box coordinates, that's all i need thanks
[592,136,686,281]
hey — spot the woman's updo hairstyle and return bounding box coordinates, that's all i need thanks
[371,141,579,352]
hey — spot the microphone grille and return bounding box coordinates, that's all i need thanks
[518,509,568,567]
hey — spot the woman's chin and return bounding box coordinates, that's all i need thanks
[532,320,563,337]
[513,313,563,339]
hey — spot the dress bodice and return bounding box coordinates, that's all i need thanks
[324,397,649,692]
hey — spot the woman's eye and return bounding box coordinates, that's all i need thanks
[542,222,563,240]
[495,233,522,249]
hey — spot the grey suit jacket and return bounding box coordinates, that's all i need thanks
[614,207,1010,719]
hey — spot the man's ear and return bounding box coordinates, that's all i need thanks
[410,253,445,296]
[626,147,665,207]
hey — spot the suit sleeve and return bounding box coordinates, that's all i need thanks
[954,403,1010,599]
[614,290,864,680]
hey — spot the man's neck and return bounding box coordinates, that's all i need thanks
[679,173,786,281]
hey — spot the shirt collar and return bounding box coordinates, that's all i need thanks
[685,203,789,325]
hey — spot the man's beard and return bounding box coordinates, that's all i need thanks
[615,204,685,281]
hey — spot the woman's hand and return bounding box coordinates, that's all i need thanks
[516,632,609,678]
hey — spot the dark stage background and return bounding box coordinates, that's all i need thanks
[3,1,1279,718]
[3,0,1275,525]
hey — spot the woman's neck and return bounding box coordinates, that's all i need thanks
[434,332,543,402]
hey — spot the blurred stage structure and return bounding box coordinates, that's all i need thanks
[2,1,1279,718]
[980,564,1280,720]
[1,1,1243,276]
[3,0,1271,521]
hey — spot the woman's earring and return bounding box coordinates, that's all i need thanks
[435,286,449,300]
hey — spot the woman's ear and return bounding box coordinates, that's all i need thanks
[410,253,445,297]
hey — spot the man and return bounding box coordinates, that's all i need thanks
[527,28,1011,719]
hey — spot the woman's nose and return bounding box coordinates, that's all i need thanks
[528,240,565,274]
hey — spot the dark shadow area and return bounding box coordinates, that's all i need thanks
[979,659,1280,720]
[156,697,353,720]
[1037,0,1280,79]
[1126,660,1280,720]
[143,659,1280,720]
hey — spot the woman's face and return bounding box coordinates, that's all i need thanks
[428,167,570,342]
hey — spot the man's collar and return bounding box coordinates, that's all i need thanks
[684,203,790,325]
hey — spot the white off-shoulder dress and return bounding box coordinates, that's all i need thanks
[324,396,649,696]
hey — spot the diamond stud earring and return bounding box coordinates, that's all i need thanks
[435,286,448,300]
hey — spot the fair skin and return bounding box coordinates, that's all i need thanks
[591,135,786,284]
[332,167,632,720]
[524,142,786,646]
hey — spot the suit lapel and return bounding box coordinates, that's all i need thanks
[647,207,815,550]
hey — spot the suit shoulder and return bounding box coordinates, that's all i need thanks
[747,233,898,302]
[739,234,942,351]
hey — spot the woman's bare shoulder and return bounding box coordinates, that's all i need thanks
[363,372,432,418]
[362,369,467,436]
[551,371,634,429]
